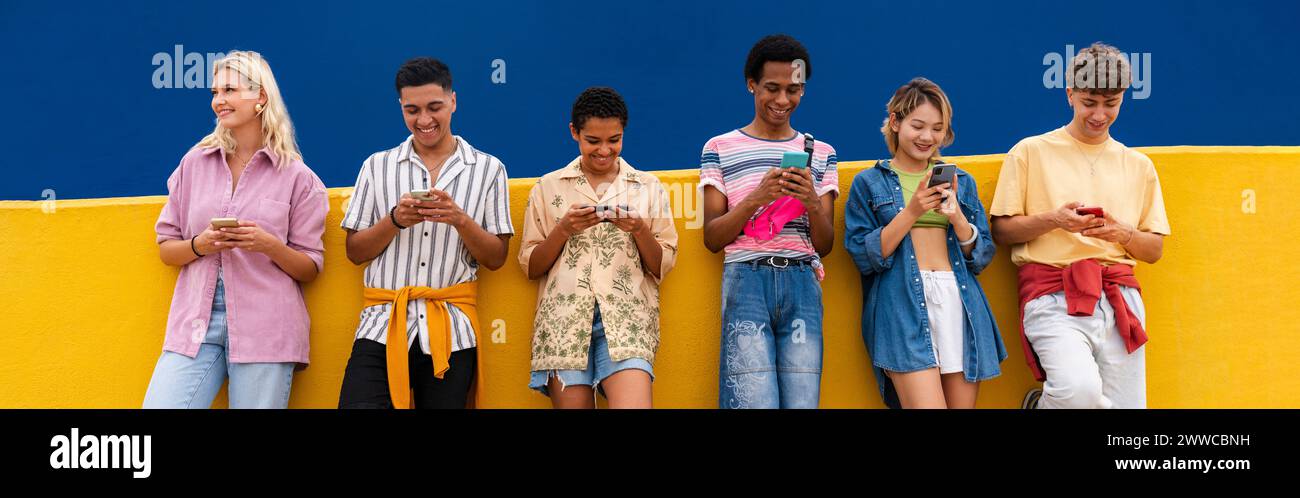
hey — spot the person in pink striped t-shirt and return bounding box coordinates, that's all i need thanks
[700,34,838,409]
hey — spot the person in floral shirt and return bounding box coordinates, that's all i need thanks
[519,87,678,409]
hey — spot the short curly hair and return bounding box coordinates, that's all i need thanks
[1069,42,1130,96]
[570,86,628,131]
[744,34,811,83]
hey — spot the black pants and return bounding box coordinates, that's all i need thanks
[337,339,476,409]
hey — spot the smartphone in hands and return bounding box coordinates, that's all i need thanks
[1075,206,1105,218]
[210,217,239,229]
[926,163,956,189]
[590,204,631,222]
[781,151,809,170]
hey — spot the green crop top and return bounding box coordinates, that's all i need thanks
[894,162,950,229]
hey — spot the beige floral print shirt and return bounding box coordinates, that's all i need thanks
[519,156,678,371]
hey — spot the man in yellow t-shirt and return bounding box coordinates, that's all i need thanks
[990,42,1171,409]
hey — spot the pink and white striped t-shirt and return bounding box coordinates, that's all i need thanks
[698,129,839,264]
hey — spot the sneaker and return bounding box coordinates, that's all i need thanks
[1021,388,1043,409]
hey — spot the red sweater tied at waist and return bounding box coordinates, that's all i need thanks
[1017,259,1147,382]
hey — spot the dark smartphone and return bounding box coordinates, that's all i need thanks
[591,204,630,222]
[926,163,956,189]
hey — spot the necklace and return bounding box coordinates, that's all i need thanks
[1072,139,1110,176]
[229,150,255,169]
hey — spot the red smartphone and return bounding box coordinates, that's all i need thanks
[1075,206,1105,218]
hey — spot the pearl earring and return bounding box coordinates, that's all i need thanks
[255,103,265,114]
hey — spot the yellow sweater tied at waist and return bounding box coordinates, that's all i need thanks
[363,281,482,409]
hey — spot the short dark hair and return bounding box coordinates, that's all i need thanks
[570,86,628,131]
[744,34,811,83]
[395,57,452,94]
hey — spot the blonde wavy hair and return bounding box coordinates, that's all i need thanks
[880,77,955,159]
[194,50,301,167]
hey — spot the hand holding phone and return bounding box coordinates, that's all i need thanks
[924,164,957,206]
[591,204,631,222]
[926,163,956,190]
[1075,206,1105,218]
[210,217,240,229]
[781,151,809,170]
[409,190,436,202]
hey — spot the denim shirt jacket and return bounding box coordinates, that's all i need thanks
[844,159,1007,408]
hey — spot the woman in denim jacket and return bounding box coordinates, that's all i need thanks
[844,78,1006,408]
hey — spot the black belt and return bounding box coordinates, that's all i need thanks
[748,256,814,268]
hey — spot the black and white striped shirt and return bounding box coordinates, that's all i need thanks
[341,135,514,354]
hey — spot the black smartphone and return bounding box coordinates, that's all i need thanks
[591,204,630,222]
[926,163,956,189]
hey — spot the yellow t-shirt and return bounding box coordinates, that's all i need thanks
[989,127,1171,267]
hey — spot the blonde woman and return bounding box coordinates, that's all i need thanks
[144,51,328,409]
[844,78,1005,409]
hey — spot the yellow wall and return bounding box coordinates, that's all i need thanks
[2,146,1297,408]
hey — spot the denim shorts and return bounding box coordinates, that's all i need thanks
[528,303,654,397]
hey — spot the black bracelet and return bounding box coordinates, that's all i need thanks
[389,206,408,230]
[190,236,204,258]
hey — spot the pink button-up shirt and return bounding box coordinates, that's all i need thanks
[154,146,328,365]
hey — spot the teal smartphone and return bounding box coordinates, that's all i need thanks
[781,150,809,169]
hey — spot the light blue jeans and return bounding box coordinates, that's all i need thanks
[718,260,824,409]
[143,274,295,409]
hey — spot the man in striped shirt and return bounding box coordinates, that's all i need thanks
[338,57,514,409]
[700,34,838,409]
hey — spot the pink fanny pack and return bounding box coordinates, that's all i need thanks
[744,196,806,240]
[744,134,816,240]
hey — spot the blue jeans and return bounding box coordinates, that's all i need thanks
[529,303,654,397]
[143,274,295,409]
[718,260,823,409]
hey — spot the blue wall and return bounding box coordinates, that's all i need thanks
[2,0,1297,200]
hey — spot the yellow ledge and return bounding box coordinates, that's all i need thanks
[2,146,1297,408]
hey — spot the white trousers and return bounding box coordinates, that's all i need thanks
[1023,286,1147,409]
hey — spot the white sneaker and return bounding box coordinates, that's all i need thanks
[1021,388,1043,409]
